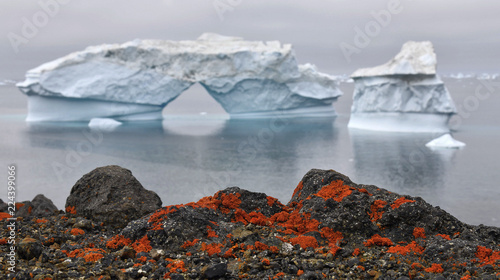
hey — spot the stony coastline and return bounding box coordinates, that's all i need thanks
[1,166,499,279]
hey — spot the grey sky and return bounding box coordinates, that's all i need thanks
[1,0,499,79]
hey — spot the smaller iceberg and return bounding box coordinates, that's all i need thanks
[348,41,456,133]
[88,118,122,132]
[425,134,465,149]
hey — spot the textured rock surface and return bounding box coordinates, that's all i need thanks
[1,168,499,279]
[17,33,342,121]
[17,194,59,217]
[349,41,456,132]
[65,165,162,228]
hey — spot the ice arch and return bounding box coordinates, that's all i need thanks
[17,34,343,122]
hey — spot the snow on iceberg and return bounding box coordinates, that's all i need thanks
[88,118,122,132]
[425,133,465,149]
[348,41,456,133]
[17,33,342,122]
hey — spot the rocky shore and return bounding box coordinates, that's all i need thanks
[1,165,499,279]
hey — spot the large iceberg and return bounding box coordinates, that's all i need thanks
[17,33,342,122]
[348,41,456,132]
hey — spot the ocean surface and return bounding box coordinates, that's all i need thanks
[1,77,499,227]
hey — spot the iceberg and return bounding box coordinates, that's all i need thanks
[348,41,456,133]
[88,118,122,132]
[425,133,465,149]
[17,33,342,122]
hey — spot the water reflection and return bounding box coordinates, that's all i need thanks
[24,117,339,204]
[349,129,458,194]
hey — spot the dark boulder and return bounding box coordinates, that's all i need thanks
[17,194,59,217]
[65,165,162,228]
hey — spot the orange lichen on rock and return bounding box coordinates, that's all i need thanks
[232,208,251,225]
[164,259,187,278]
[35,218,48,223]
[248,211,268,226]
[297,269,304,276]
[181,239,199,249]
[106,235,132,249]
[269,211,289,223]
[254,241,269,251]
[413,227,426,239]
[219,192,242,213]
[315,180,352,202]
[435,234,451,240]
[15,203,24,210]
[391,197,416,209]
[0,212,12,220]
[353,248,361,256]
[65,206,76,214]
[70,228,85,236]
[131,235,152,253]
[262,258,270,265]
[0,239,7,245]
[267,196,279,207]
[368,200,387,222]
[279,210,319,235]
[147,205,177,229]
[290,235,319,249]
[358,188,372,196]
[387,241,424,255]
[475,246,500,267]
[207,226,219,238]
[425,263,444,273]
[292,181,304,198]
[201,242,223,256]
[68,248,106,262]
[364,234,393,247]
[320,227,343,247]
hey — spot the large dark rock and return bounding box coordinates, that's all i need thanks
[289,169,467,243]
[17,194,59,217]
[65,165,162,228]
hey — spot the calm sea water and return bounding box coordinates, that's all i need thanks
[0,78,499,227]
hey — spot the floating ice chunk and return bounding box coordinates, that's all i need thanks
[88,118,122,132]
[425,134,465,149]
[17,33,343,121]
[349,41,456,133]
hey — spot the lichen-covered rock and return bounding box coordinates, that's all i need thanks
[65,165,162,228]
[2,168,499,279]
[17,194,59,217]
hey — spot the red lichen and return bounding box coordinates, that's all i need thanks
[369,200,387,222]
[267,196,279,207]
[232,208,251,225]
[364,234,393,247]
[219,193,242,213]
[262,258,270,265]
[0,212,12,220]
[353,248,361,256]
[35,218,48,223]
[413,227,426,239]
[279,210,320,235]
[297,269,304,276]
[164,259,187,278]
[138,256,147,263]
[70,228,85,236]
[67,248,105,262]
[425,263,444,273]
[0,239,7,245]
[315,180,352,202]
[358,188,372,196]
[248,211,268,226]
[201,242,223,256]
[106,235,132,249]
[274,272,285,278]
[411,263,423,270]
[290,235,319,249]
[292,181,304,198]
[15,203,24,210]
[391,197,416,209]
[475,246,500,267]
[65,206,76,214]
[254,241,269,251]
[387,241,424,255]
[207,226,219,238]
[181,239,199,249]
[435,234,451,240]
[131,235,152,253]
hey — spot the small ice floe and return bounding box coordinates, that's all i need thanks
[88,118,122,132]
[425,133,465,149]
